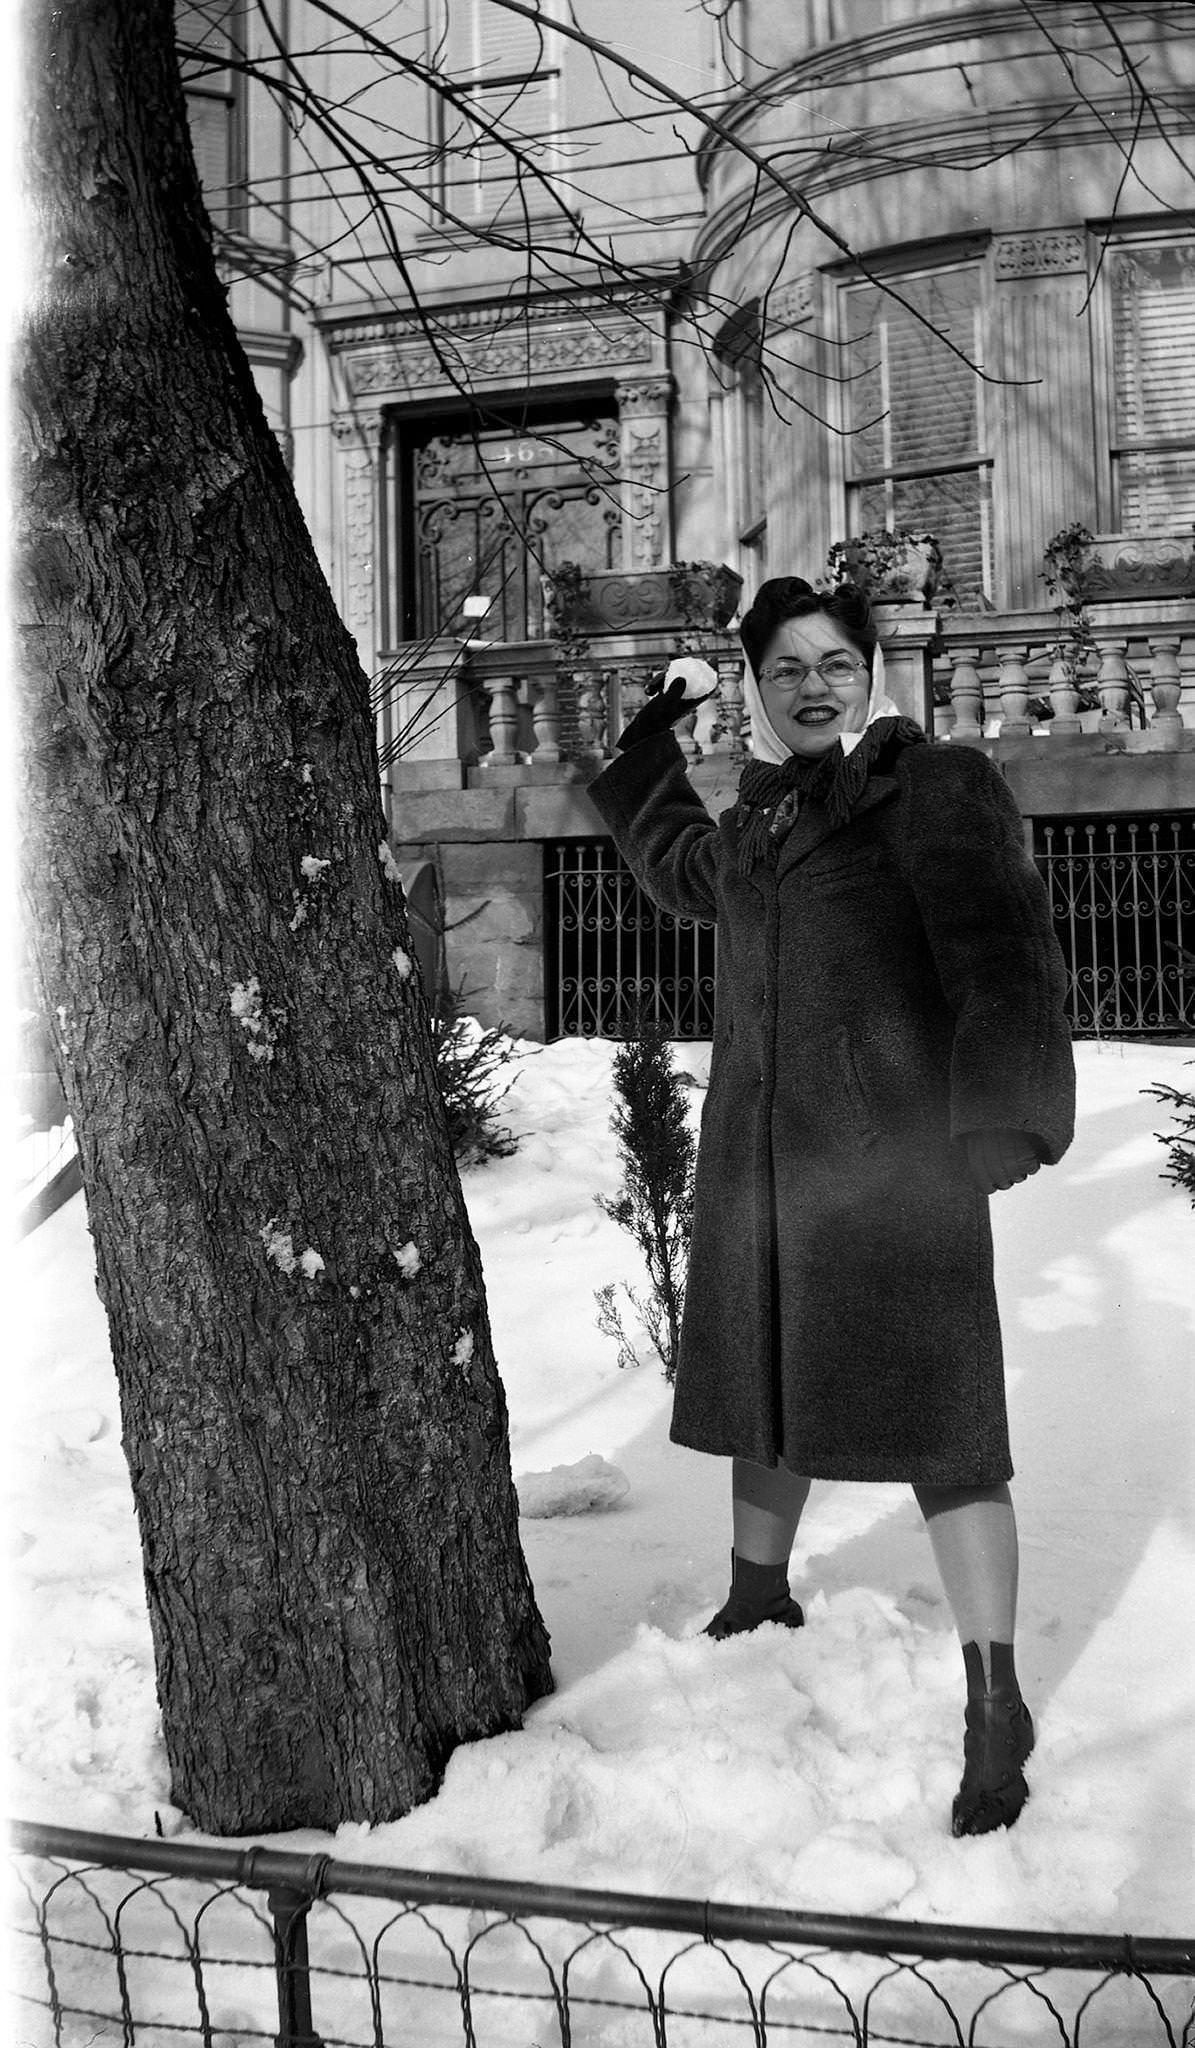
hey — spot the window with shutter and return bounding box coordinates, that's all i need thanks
[1109,241,1195,530]
[432,0,561,227]
[176,0,243,227]
[840,264,991,605]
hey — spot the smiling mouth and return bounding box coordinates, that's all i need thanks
[794,705,840,725]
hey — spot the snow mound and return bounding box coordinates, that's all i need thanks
[517,1453,630,1518]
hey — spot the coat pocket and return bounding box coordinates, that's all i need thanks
[836,1028,882,1150]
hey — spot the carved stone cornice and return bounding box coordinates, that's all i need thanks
[321,287,666,402]
[993,229,1086,278]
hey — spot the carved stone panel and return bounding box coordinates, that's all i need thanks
[765,276,817,332]
[616,374,675,569]
[331,409,387,674]
[993,230,1086,279]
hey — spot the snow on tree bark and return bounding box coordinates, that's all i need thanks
[16,0,552,1833]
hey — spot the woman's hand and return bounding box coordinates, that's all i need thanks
[615,657,718,751]
[964,1129,1043,1194]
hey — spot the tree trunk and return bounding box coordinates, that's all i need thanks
[16,0,552,1833]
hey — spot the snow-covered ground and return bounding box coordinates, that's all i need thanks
[8,1038,1195,2025]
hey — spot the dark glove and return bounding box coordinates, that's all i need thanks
[964,1128,1043,1195]
[616,671,715,752]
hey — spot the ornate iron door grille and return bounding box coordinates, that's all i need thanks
[544,840,717,1039]
[398,402,620,643]
[1033,814,1195,1036]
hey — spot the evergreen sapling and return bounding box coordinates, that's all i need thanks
[595,1013,697,1380]
[430,979,519,1167]
[1144,1061,1195,1204]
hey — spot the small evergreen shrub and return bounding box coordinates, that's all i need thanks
[430,982,519,1167]
[1144,1064,1195,1204]
[595,1010,697,1380]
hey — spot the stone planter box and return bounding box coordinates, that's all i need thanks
[830,533,943,606]
[1081,531,1195,600]
[543,562,743,638]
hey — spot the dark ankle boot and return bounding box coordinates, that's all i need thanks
[951,1641,1035,1837]
[704,1551,805,1639]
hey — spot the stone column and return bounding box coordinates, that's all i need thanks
[874,604,940,732]
[614,375,675,571]
[331,406,388,679]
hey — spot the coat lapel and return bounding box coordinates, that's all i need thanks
[775,774,900,876]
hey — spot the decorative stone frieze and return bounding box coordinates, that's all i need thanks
[992,230,1086,279]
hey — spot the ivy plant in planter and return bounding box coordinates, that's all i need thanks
[827,528,944,605]
[542,560,593,667]
[1042,522,1096,679]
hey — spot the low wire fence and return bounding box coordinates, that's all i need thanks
[9,1820,1195,2047]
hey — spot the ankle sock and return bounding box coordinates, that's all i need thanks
[704,1551,805,1639]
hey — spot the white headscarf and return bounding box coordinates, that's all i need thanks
[741,641,901,764]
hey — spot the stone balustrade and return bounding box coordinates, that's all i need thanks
[376,595,1194,808]
[933,603,1194,744]
[377,627,748,789]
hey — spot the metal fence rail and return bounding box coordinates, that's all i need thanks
[544,839,717,1041]
[10,1820,1195,2048]
[545,820,1195,1045]
[1034,815,1195,1036]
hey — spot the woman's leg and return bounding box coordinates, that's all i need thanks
[705,1459,811,1638]
[912,1481,1018,1661]
[914,1481,1034,1835]
[734,1456,813,1564]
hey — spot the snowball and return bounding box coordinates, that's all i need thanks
[664,655,718,702]
[516,1453,630,1519]
[392,947,413,979]
[378,841,404,886]
[299,1249,325,1280]
[452,1330,474,1367]
[394,1242,421,1279]
[300,855,331,881]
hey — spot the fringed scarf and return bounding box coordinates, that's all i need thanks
[734,715,928,876]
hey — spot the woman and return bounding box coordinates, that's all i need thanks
[588,575,1075,1838]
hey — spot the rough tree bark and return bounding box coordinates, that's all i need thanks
[16,0,552,1833]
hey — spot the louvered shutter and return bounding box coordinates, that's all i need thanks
[842,266,990,603]
[1111,243,1195,529]
[178,1,237,225]
[437,0,559,222]
[185,95,233,221]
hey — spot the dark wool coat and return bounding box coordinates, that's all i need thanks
[588,731,1076,1485]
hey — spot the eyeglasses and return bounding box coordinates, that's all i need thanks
[759,654,869,691]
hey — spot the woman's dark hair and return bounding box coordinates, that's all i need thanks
[739,576,877,677]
